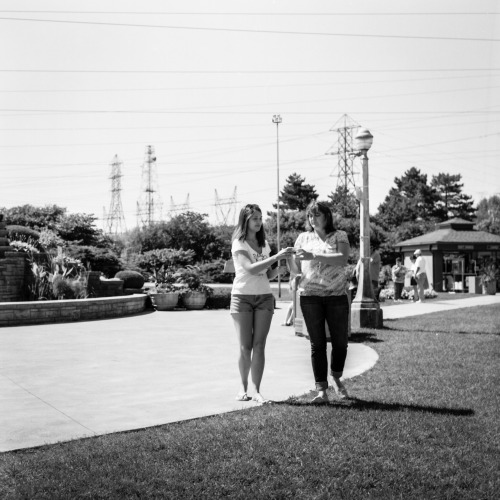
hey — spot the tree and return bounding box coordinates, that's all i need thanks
[476,195,500,235]
[126,212,230,262]
[328,186,359,219]
[277,173,318,210]
[56,213,102,246]
[376,167,440,230]
[431,173,475,220]
[1,204,66,230]
[265,210,307,250]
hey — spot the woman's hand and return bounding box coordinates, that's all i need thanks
[276,247,295,258]
[295,248,314,261]
[276,265,288,277]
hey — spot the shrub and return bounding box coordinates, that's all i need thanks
[379,286,438,301]
[115,270,145,289]
[6,225,40,241]
[66,245,122,278]
[198,259,234,284]
[173,265,213,295]
[205,289,231,309]
[52,275,75,299]
[133,248,196,275]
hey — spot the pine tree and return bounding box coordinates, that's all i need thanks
[277,173,318,210]
[430,173,475,220]
[376,167,440,230]
[327,186,359,219]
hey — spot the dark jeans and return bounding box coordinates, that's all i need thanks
[394,281,404,300]
[300,294,349,391]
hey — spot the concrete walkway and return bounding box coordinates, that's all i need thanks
[381,293,500,319]
[1,294,498,452]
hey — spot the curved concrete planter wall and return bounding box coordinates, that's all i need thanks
[0,294,148,327]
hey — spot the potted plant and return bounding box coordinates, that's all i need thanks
[149,266,182,311]
[174,265,213,310]
[479,264,498,295]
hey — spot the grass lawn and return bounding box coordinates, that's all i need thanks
[1,305,499,498]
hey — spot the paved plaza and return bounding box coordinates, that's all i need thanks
[1,294,499,452]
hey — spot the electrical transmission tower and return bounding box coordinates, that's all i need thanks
[325,114,360,192]
[136,145,162,227]
[103,155,126,235]
[214,187,238,226]
[168,194,190,217]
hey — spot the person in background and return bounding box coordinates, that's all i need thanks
[370,245,382,301]
[282,277,296,326]
[409,255,419,301]
[391,257,406,303]
[230,204,295,404]
[413,249,428,303]
[289,201,351,403]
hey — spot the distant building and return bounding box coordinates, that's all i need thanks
[395,218,500,293]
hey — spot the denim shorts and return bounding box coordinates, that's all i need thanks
[230,294,275,314]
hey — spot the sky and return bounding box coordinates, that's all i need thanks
[1,0,499,231]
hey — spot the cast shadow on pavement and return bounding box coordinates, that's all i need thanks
[348,332,384,343]
[273,397,474,416]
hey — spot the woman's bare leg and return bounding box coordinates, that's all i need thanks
[232,313,254,398]
[250,310,273,398]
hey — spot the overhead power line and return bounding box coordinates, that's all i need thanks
[0,11,498,16]
[2,69,499,74]
[2,109,500,115]
[3,72,500,93]
[0,17,498,42]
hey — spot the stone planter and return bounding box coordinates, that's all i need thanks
[182,291,207,310]
[482,280,496,296]
[151,292,179,311]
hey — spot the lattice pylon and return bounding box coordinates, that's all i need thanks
[136,145,162,227]
[325,114,360,192]
[104,154,126,235]
[214,187,238,226]
[167,194,190,218]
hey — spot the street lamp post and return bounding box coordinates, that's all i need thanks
[350,128,383,329]
[272,114,282,298]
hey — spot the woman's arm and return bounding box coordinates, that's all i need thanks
[295,241,350,267]
[288,254,301,277]
[234,247,294,276]
[266,262,288,280]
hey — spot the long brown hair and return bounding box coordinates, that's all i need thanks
[305,200,336,234]
[232,204,266,247]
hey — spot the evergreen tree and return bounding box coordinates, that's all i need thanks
[277,172,318,210]
[431,173,475,220]
[327,186,359,219]
[376,167,440,230]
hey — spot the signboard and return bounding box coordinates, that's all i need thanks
[486,245,500,250]
[457,245,474,250]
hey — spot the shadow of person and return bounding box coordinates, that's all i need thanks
[275,396,474,416]
[349,332,384,343]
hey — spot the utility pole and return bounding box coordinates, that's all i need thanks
[272,114,282,298]
[104,155,126,235]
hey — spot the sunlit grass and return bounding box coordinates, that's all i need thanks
[1,305,499,499]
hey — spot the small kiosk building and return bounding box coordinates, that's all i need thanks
[395,218,500,293]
